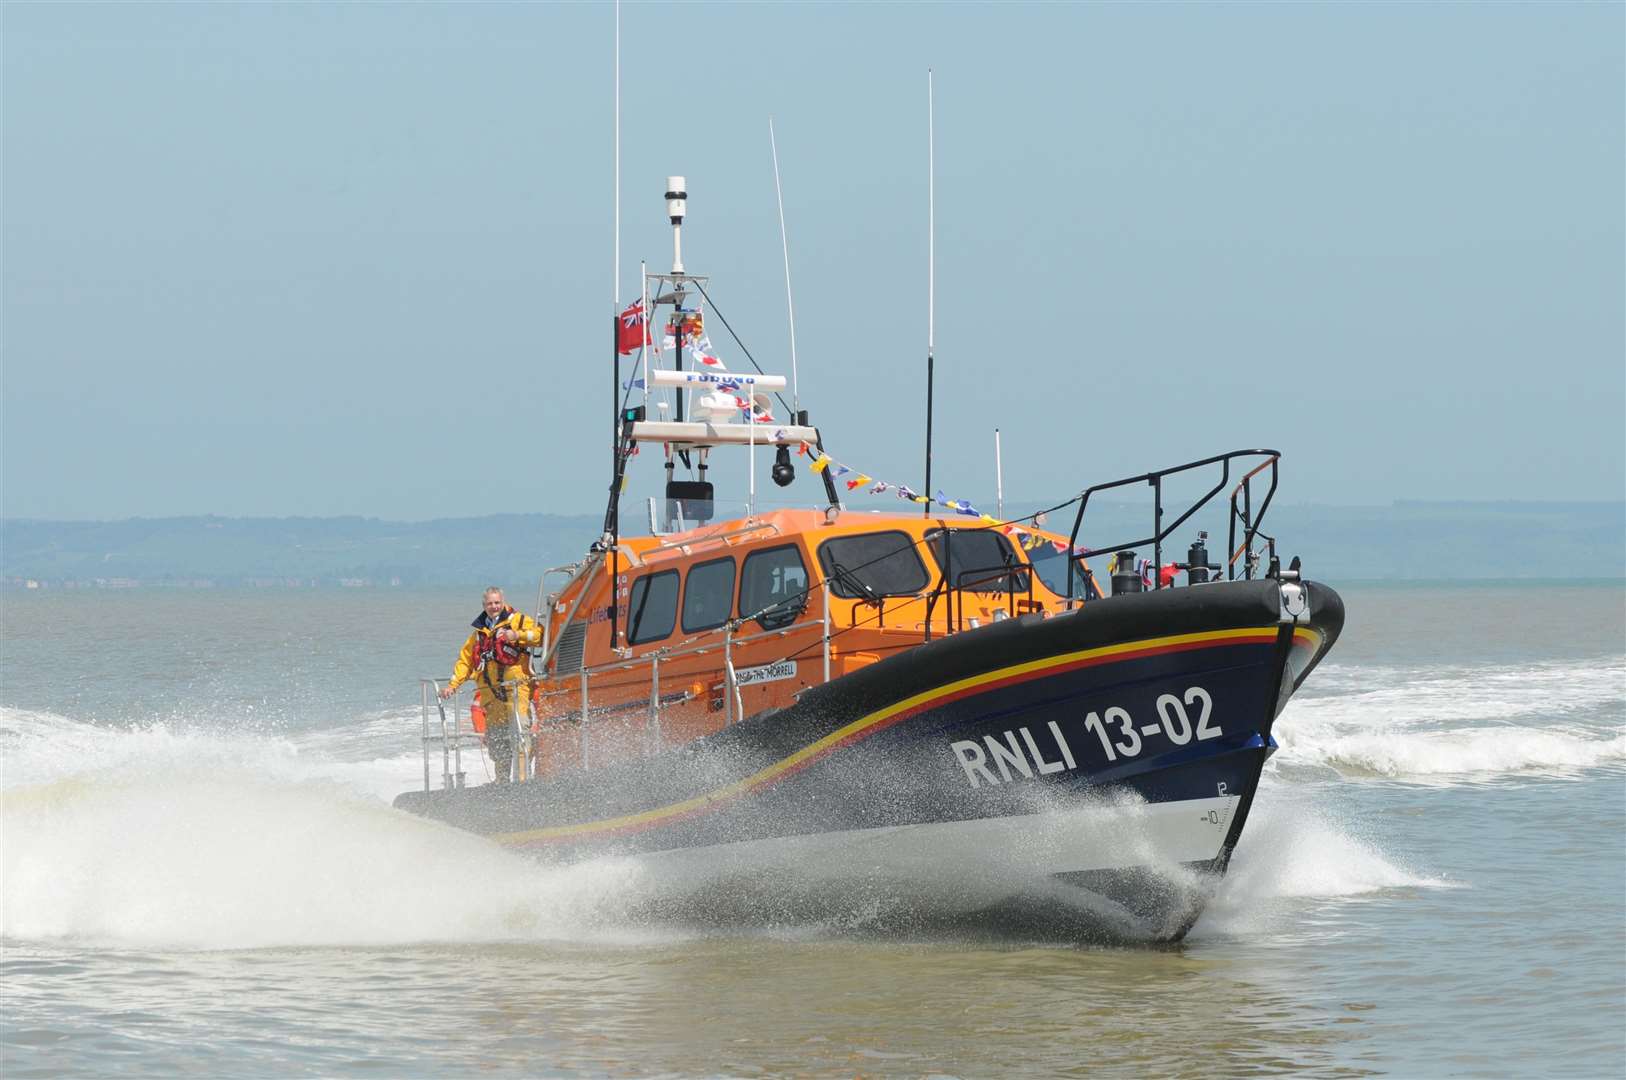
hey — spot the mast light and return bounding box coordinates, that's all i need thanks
[666,176,687,274]
[665,177,687,224]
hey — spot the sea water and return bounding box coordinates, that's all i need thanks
[1,583,1622,1077]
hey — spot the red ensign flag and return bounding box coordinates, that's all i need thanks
[616,300,649,355]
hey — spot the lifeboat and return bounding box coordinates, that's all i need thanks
[394,179,1344,943]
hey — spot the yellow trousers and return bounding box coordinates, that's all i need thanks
[477,664,531,781]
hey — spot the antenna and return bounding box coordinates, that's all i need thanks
[995,428,1004,519]
[608,0,623,649]
[923,69,935,517]
[769,118,800,417]
[613,0,620,307]
[610,0,622,480]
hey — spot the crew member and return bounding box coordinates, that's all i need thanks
[440,587,542,783]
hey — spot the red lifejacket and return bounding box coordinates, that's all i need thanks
[477,628,525,667]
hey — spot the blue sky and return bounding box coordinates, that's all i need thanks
[3,2,1621,520]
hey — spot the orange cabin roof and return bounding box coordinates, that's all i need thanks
[612,507,1067,568]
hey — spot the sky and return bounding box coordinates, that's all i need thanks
[3,1,1622,521]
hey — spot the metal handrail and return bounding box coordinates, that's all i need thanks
[417,677,487,791]
[1228,457,1280,575]
[535,562,588,661]
[537,550,603,675]
[1063,449,1282,602]
[640,519,782,561]
[575,615,827,680]
[490,615,836,774]
[920,527,1038,638]
[418,675,557,788]
[952,562,1033,628]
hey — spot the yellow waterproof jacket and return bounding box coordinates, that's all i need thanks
[448,606,543,702]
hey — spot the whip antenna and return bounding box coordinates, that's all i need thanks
[613,0,620,307]
[923,69,935,517]
[609,0,622,478]
[770,118,800,416]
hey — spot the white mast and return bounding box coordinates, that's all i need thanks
[995,428,1004,519]
[770,117,800,417]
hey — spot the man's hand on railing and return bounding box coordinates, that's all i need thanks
[439,685,455,701]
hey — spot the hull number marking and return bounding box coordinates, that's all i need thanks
[1087,686,1217,762]
[949,686,1222,788]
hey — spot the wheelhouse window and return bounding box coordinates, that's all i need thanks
[739,544,809,630]
[626,569,679,645]
[926,528,1029,593]
[1026,538,1081,597]
[681,557,736,633]
[817,531,929,600]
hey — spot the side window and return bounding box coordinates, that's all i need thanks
[927,528,1029,593]
[818,531,929,599]
[1026,539,1080,597]
[626,570,679,645]
[681,557,736,633]
[739,544,809,630]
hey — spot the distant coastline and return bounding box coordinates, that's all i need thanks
[3,502,1621,589]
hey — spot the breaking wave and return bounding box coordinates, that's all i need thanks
[6,652,1617,948]
[0,706,1442,950]
[0,708,659,949]
[1274,659,1625,782]
[1194,795,1455,939]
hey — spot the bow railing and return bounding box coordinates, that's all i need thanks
[1062,449,1282,602]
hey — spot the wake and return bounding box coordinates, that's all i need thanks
[0,707,1449,950]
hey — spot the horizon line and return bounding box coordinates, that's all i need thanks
[4,496,1625,526]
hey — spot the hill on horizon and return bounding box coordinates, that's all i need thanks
[3,500,1621,588]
